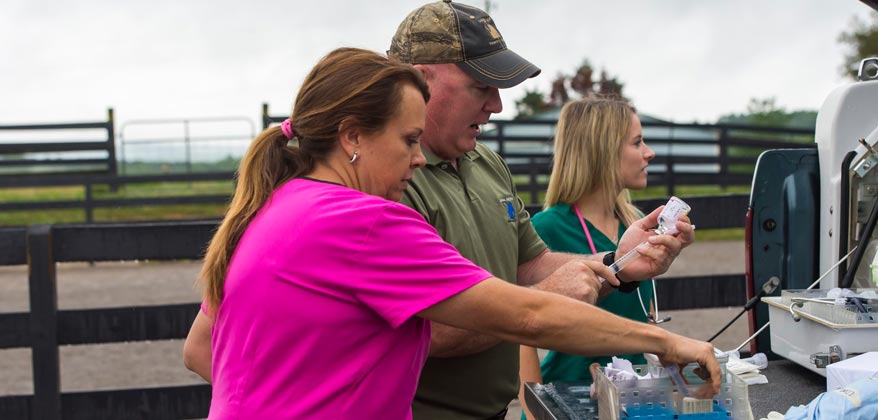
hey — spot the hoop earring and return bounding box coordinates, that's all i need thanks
[349,151,359,164]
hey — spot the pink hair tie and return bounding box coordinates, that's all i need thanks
[280,118,295,139]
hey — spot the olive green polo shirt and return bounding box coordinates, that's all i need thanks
[401,142,547,420]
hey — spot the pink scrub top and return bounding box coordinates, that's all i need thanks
[207,178,492,419]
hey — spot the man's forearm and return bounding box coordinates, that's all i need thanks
[517,250,602,286]
[518,250,614,299]
[429,321,502,357]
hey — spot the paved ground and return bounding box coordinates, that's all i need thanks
[0,240,750,418]
[0,261,206,395]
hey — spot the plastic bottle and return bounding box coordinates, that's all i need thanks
[740,353,768,370]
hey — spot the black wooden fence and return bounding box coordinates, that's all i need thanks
[0,109,118,188]
[0,110,237,223]
[476,119,815,206]
[0,222,215,420]
[263,104,815,209]
[0,107,815,222]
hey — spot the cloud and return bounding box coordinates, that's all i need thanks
[1,0,874,126]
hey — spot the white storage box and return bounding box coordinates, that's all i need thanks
[763,291,878,376]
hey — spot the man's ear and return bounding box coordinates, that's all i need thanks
[413,64,432,82]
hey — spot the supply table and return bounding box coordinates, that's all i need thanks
[524,359,826,420]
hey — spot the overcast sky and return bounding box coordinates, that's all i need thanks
[2,0,874,128]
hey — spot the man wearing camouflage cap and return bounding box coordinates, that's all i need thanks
[388,1,695,419]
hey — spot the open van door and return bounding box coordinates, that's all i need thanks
[746,149,819,356]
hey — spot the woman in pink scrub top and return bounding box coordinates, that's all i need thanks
[183,48,722,420]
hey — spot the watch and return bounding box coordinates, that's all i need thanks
[602,251,616,266]
[603,251,640,293]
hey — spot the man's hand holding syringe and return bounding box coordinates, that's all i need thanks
[608,197,694,282]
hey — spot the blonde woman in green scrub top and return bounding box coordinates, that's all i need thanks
[519,97,669,419]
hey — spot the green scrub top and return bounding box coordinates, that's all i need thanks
[531,203,653,386]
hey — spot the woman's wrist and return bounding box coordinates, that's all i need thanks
[603,251,640,293]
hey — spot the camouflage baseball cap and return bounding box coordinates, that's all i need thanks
[388,0,541,89]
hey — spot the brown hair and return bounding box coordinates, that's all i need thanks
[200,47,430,312]
[544,97,641,226]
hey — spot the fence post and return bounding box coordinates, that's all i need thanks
[118,128,126,176]
[262,103,271,130]
[27,224,61,420]
[719,127,729,190]
[496,122,506,157]
[106,108,118,176]
[85,183,94,223]
[184,119,192,177]
[107,108,120,193]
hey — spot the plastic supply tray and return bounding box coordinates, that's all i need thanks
[774,289,878,324]
[591,364,753,420]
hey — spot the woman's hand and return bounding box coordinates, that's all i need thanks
[615,206,694,280]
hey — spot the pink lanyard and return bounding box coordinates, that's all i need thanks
[575,205,657,317]
[573,205,599,254]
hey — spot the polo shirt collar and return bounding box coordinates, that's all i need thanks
[421,146,482,167]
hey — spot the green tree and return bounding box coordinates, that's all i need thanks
[717,96,817,162]
[743,98,789,126]
[596,69,624,98]
[548,74,570,107]
[838,12,878,79]
[514,59,626,119]
[568,61,595,98]
[514,88,553,120]
[717,97,816,130]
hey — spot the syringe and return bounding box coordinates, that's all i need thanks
[643,352,691,396]
[609,243,649,275]
[609,197,692,275]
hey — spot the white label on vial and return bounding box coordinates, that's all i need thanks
[656,196,691,234]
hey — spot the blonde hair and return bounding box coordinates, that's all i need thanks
[200,48,430,312]
[544,97,641,226]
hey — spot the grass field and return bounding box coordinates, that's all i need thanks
[0,180,234,226]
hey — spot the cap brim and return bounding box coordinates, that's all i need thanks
[457,49,541,89]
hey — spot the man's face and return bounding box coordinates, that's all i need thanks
[417,64,502,161]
